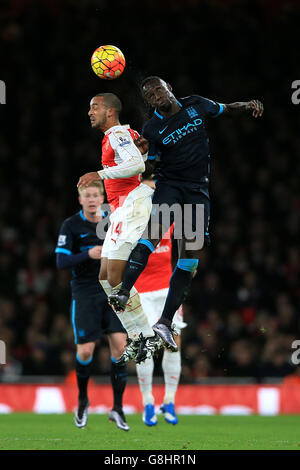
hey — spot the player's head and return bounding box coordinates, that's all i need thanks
[88,93,122,131]
[78,181,105,216]
[140,76,176,112]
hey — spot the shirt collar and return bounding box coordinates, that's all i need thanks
[79,210,87,221]
[154,100,182,120]
[104,124,130,135]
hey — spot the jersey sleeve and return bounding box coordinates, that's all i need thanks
[99,128,145,180]
[55,219,73,255]
[196,95,224,118]
[109,128,142,162]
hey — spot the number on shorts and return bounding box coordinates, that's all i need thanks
[111,221,123,240]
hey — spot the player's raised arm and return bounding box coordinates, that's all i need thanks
[77,133,145,188]
[100,128,146,180]
[134,135,156,179]
[77,155,145,188]
[222,99,264,118]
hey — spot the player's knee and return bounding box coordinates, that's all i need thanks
[134,240,156,261]
[177,259,199,272]
[107,272,122,288]
[108,333,127,358]
[77,346,94,362]
[111,343,126,358]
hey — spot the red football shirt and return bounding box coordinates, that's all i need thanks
[135,226,174,293]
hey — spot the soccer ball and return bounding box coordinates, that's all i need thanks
[91,45,126,80]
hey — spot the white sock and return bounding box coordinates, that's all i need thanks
[125,286,154,338]
[99,280,138,340]
[162,349,181,404]
[136,356,155,405]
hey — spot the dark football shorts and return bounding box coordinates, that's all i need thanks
[70,283,126,345]
[150,178,211,247]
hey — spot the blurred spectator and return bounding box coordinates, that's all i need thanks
[191,356,213,381]
[227,339,258,378]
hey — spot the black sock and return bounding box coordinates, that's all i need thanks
[110,360,127,411]
[122,242,154,292]
[160,267,193,324]
[76,355,93,402]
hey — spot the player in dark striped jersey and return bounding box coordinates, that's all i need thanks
[109,76,263,354]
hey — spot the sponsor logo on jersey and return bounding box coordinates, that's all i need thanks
[118,137,130,146]
[114,130,131,146]
[58,235,67,246]
[154,245,170,254]
[186,106,198,118]
[162,118,203,145]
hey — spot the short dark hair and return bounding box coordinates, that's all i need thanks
[94,93,122,114]
[140,76,164,91]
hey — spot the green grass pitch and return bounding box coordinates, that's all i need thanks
[0,414,299,450]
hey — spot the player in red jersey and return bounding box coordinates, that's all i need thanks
[77,93,162,364]
[134,180,186,426]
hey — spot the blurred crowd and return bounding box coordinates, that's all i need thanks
[0,0,300,383]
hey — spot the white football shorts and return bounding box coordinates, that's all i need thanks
[101,183,153,261]
[139,288,187,335]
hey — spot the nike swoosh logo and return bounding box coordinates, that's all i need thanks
[80,233,89,238]
[159,126,168,134]
[129,260,143,266]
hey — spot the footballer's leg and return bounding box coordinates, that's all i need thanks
[110,180,182,352]
[136,356,157,426]
[136,290,165,427]
[107,225,161,312]
[100,257,160,363]
[99,257,139,342]
[107,332,130,431]
[103,185,163,363]
[108,178,179,312]
[74,341,95,428]
[100,255,158,348]
[137,292,183,426]
[153,193,209,349]
[72,292,99,428]
[107,258,162,364]
[152,248,198,351]
[100,195,162,363]
[100,270,143,364]
[161,334,181,425]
